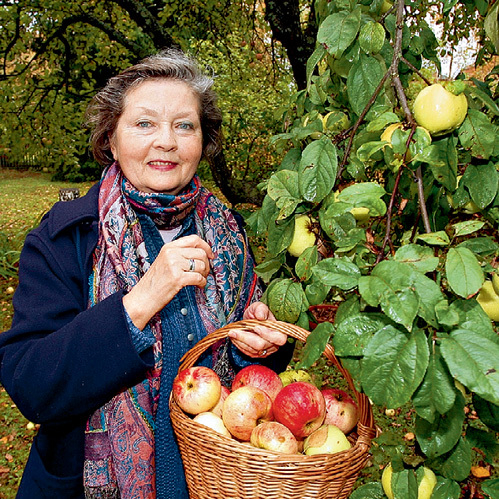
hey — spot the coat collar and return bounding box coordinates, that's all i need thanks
[47,182,100,239]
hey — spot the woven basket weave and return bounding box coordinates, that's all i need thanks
[169,319,376,499]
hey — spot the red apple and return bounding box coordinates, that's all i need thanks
[321,388,359,434]
[250,421,299,454]
[232,364,283,401]
[172,366,221,415]
[222,386,273,441]
[193,412,232,439]
[209,385,231,418]
[273,381,326,439]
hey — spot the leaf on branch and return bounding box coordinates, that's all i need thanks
[297,322,335,370]
[317,9,361,59]
[445,247,484,298]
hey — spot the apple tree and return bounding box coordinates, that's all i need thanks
[247,0,499,496]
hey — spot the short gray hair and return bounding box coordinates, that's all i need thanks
[85,48,223,166]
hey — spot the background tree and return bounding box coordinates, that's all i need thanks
[0,0,319,205]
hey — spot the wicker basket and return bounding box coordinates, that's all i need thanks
[169,319,376,499]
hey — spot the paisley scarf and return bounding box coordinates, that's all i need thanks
[83,162,261,498]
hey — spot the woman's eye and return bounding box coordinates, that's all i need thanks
[177,121,194,130]
[137,121,151,128]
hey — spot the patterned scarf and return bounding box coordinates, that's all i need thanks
[84,162,260,498]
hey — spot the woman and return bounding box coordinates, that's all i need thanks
[0,48,292,498]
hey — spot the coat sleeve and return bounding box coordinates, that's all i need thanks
[0,223,154,425]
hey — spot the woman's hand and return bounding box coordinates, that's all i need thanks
[228,302,288,358]
[123,234,214,329]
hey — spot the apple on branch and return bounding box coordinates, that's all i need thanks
[172,366,222,415]
[303,424,351,456]
[287,214,316,257]
[321,388,359,434]
[250,421,299,454]
[232,364,283,401]
[273,381,326,439]
[222,385,273,441]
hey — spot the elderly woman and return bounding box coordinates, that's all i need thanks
[0,49,292,498]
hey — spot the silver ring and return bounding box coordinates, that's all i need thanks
[188,258,195,272]
[260,349,267,357]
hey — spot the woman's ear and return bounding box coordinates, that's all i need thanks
[109,132,118,161]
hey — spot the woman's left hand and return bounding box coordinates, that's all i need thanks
[228,302,288,358]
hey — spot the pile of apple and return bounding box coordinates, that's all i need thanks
[172,364,359,456]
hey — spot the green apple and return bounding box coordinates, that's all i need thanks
[287,214,316,257]
[303,424,351,456]
[382,463,437,499]
[413,83,468,136]
[477,280,499,321]
[278,369,314,387]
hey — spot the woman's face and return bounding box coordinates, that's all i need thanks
[110,79,203,195]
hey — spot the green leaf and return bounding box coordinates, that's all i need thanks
[267,278,308,323]
[305,282,331,306]
[333,312,393,357]
[299,137,338,203]
[394,244,439,274]
[458,109,497,160]
[267,217,294,256]
[358,21,385,55]
[312,256,361,291]
[267,170,301,219]
[472,393,499,431]
[361,327,429,408]
[317,9,361,59]
[426,436,471,481]
[450,299,497,342]
[432,477,461,499]
[416,231,450,246]
[451,220,485,238]
[349,482,385,499]
[463,162,499,209]
[440,329,499,405]
[306,44,327,91]
[458,237,499,256]
[413,347,456,423]
[295,245,318,281]
[297,322,335,370]
[254,255,285,283]
[419,136,458,192]
[482,479,499,499]
[392,468,419,499]
[445,247,484,298]
[484,0,499,53]
[415,394,466,459]
[347,53,386,117]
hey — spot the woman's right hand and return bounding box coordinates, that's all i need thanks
[122,234,214,329]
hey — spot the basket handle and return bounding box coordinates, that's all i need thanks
[178,319,375,442]
[179,319,351,396]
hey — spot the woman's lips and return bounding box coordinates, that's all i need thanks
[148,160,177,171]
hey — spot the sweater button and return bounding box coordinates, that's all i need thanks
[187,333,195,341]
[180,308,188,316]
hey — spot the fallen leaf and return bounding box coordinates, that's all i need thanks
[0,466,10,473]
[471,466,490,478]
[4,453,13,462]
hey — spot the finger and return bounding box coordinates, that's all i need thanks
[248,324,288,347]
[172,234,215,259]
[228,328,267,354]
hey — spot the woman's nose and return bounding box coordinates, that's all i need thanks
[153,124,177,150]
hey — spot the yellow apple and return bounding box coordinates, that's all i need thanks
[287,215,316,257]
[278,369,314,387]
[492,273,499,295]
[413,83,468,136]
[476,280,499,321]
[382,463,437,499]
[303,424,351,455]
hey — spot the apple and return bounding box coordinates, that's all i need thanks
[209,385,230,418]
[273,381,326,439]
[287,214,316,257]
[413,83,468,136]
[303,424,351,455]
[250,421,299,454]
[278,369,314,387]
[232,364,283,401]
[222,386,273,441]
[193,411,232,438]
[321,388,359,434]
[476,280,499,321]
[172,366,222,415]
[382,463,437,499]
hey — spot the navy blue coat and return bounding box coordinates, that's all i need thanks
[0,183,294,498]
[0,183,155,497]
